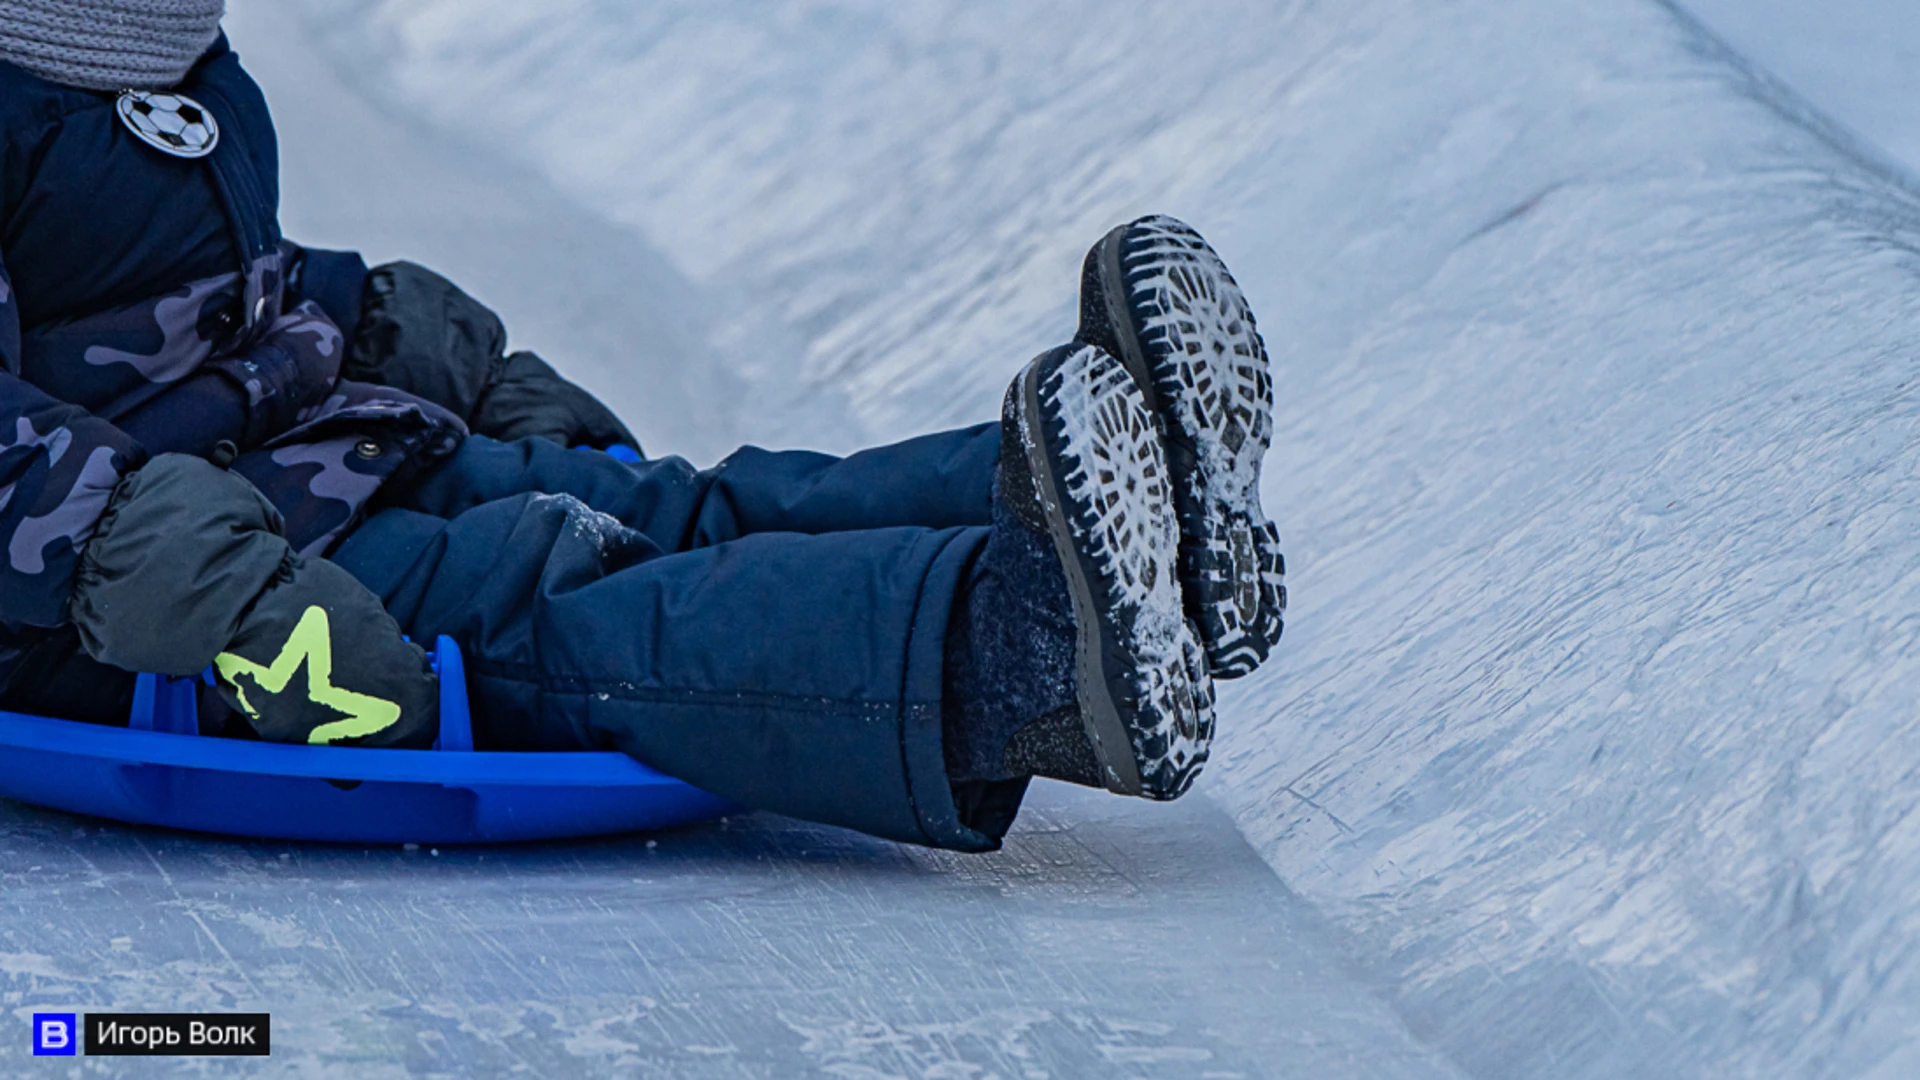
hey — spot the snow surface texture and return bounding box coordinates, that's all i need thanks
[0,785,1460,1078]
[269,2,1920,1075]
[3,0,1915,1075]
[1682,0,1920,179]
[274,4,1920,1068]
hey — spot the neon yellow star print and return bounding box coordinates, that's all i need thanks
[213,604,403,745]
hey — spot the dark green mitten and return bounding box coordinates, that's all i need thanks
[72,453,438,748]
[213,557,438,748]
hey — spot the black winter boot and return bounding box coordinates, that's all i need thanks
[1076,215,1286,679]
[943,343,1216,801]
[942,465,1099,791]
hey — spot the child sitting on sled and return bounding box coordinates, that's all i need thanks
[0,0,1281,851]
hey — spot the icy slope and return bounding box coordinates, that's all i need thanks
[0,783,1463,1079]
[277,1,1920,1076]
[1682,0,1920,177]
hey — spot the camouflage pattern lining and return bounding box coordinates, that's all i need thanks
[0,39,464,632]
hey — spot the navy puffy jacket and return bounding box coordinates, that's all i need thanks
[0,36,462,634]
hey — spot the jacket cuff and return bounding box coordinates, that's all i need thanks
[287,244,370,342]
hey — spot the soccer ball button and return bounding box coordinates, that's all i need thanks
[150,108,188,137]
[116,90,220,158]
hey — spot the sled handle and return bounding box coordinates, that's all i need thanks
[432,635,473,752]
[128,671,199,735]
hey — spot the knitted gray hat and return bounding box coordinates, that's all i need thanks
[0,0,225,91]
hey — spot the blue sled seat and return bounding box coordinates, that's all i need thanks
[0,637,735,844]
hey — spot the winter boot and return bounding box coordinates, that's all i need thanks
[1075,215,1286,679]
[944,343,1216,801]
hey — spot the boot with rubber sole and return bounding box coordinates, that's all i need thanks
[1076,214,1286,679]
[999,342,1216,799]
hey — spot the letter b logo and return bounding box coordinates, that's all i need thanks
[33,1013,76,1056]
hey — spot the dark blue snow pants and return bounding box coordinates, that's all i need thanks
[330,427,1018,852]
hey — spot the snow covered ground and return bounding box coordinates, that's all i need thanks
[0,782,1461,1078]
[6,0,1920,1076]
[1681,0,1920,179]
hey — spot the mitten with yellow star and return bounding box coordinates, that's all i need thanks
[212,556,439,748]
[71,453,438,748]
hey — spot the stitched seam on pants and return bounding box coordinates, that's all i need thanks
[895,536,937,847]
[463,655,928,718]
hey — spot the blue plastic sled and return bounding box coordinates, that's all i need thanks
[0,637,736,844]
